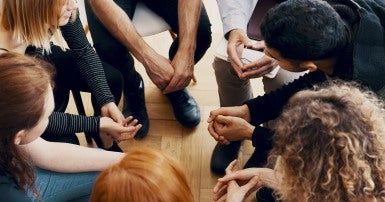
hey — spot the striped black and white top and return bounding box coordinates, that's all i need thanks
[45,12,115,134]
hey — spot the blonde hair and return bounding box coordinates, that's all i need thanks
[271,81,385,201]
[1,0,76,52]
[91,148,193,202]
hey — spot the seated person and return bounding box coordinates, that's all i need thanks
[91,147,193,202]
[0,52,139,201]
[0,0,133,150]
[213,81,385,201]
[85,0,212,137]
[211,0,308,175]
[208,0,385,170]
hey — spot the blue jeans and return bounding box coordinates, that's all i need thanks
[28,168,99,202]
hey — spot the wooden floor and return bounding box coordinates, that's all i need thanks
[69,1,265,201]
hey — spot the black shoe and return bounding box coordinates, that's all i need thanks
[256,187,276,202]
[123,76,149,139]
[166,89,200,128]
[244,149,269,169]
[210,141,242,175]
[90,132,123,152]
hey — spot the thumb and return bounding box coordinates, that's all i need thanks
[215,115,231,125]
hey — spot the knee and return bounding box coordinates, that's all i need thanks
[102,62,124,93]
[196,26,212,54]
[93,41,127,64]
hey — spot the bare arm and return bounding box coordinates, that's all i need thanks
[19,137,124,172]
[163,0,202,93]
[89,0,174,89]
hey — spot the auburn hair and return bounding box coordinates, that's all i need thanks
[91,147,194,202]
[0,52,54,196]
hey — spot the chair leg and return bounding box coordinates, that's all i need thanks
[71,90,93,144]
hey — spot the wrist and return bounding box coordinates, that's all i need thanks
[246,125,256,140]
[99,117,107,133]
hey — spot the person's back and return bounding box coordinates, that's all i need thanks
[91,148,193,202]
[271,81,385,201]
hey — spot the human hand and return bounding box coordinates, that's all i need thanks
[210,115,255,144]
[100,116,142,141]
[207,105,251,144]
[227,29,254,78]
[240,55,278,80]
[213,160,261,202]
[101,102,125,125]
[163,50,194,94]
[143,52,174,90]
[207,105,251,123]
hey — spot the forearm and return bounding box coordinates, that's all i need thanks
[60,13,115,107]
[177,0,201,55]
[46,112,99,134]
[89,0,156,64]
[21,138,124,172]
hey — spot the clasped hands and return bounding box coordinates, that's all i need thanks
[100,102,142,142]
[207,105,255,145]
[227,29,278,80]
[213,160,278,202]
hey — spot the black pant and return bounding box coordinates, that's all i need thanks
[38,45,124,144]
[85,0,212,94]
[47,45,123,115]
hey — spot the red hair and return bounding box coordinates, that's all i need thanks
[91,147,193,202]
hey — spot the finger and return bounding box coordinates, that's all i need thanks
[227,46,244,69]
[247,41,266,51]
[163,75,182,94]
[213,181,224,193]
[208,110,220,122]
[117,124,142,141]
[213,184,228,201]
[225,159,238,174]
[242,67,274,80]
[215,115,230,125]
[230,61,244,77]
[218,171,245,182]
[208,121,221,141]
[241,176,262,198]
[122,116,134,125]
[127,119,139,127]
[222,139,231,145]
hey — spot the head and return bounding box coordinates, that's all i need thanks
[0,52,54,193]
[1,0,77,51]
[91,148,193,202]
[261,0,349,72]
[271,81,385,201]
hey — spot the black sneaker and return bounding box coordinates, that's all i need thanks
[166,89,200,128]
[210,141,242,175]
[123,76,149,139]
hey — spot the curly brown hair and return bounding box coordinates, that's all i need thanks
[271,81,385,201]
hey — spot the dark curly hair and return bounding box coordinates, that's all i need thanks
[260,0,349,61]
